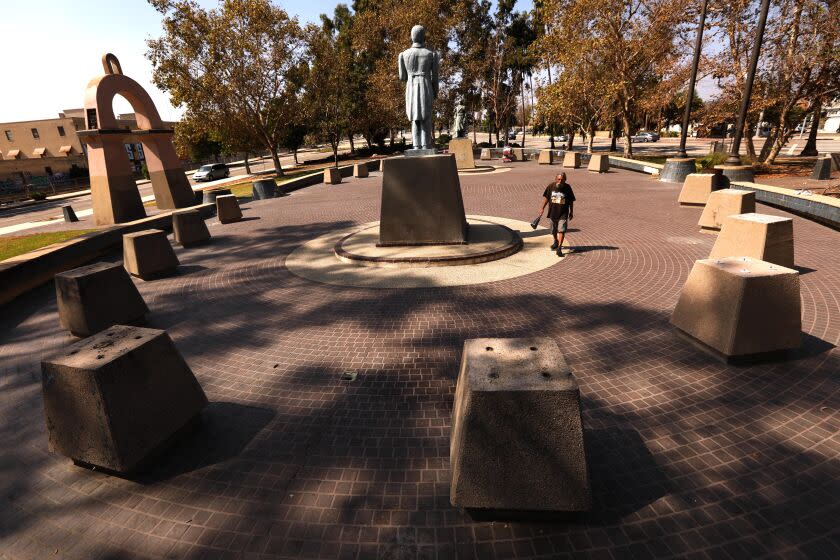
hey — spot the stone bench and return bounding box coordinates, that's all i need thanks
[563,151,581,169]
[538,149,554,165]
[709,213,794,268]
[588,154,609,173]
[172,209,211,247]
[353,163,369,178]
[698,189,755,231]
[670,257,801,361]
[216,194,242,224]
[55,262,148,337]
[323,167,342,185]
[450,338,591,511]
[41,325,208,473]
[678,173,727,206]
[123,229,180,280]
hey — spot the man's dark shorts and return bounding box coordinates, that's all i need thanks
[551,217,569,235]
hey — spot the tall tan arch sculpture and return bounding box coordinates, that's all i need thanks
[78,54,194,225]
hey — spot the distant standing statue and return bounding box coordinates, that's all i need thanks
[399,25,440,151]
[453,101,467,138]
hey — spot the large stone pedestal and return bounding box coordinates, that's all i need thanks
[172,209,211,247]
[353,163,369,178]
[56,262,148,337]
[41,325,208,473]
[563,152,581,168]
[379,154,468,246]
[450,338,591,512]
[709,213,794,268]
[670,257,801,360]
[811,157,832,180]
[678,172,728,206]
[324,167,342,185]
[588,154,609,173]
[449,138,476,170]
[123,229,180,279]
[251,179,276,200]
[660,157,696,184]
[715,164,755,183]
[480,149,492,161]
[509,147,525,161]
[698,189,756,231]
[538,149,554,165]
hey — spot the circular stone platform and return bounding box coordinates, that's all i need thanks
[286,215,563,288]
[458,165,511,175]
[335,218,522,268]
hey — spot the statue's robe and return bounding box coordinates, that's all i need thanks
[398,44,439,122]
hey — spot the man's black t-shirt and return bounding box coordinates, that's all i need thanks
[543,182,576,220]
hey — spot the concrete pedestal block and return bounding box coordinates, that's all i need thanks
[811,157,832,180]
[62,205,79,223]
[698,189,756,231]
[828,152,840,171]
[353,163,369,178]
[670,257,801,359]
[172,209,211,247]
[251,179,276,200]
[324,167,342,185]
[588,154,609,173]
[709,213,794,268]
[450,338,591,512]
[55,262,148,338]
[660,157,696,184]
[201,188,232,206]
[678,173,728,206]
[41,325,208,473]
[563,151,581,168]
[123,229,179,279]
[480,148,492,161]
[448,138,476,169]
[216,194,242,224]
[538,149,554,165]
[510,148,524,161]
[379,154,468,246]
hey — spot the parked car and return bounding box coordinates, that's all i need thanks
[193,163,230,182]
[508,131,518,140]
[635,130,660,142]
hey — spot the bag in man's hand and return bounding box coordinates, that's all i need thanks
[530,216,541,230]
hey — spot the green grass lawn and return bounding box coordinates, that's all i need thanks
[0,230,97,262]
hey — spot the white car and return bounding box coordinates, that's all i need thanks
[193,163,230,182]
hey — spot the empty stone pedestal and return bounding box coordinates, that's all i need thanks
[41,325,208,473]
[510,148,524,161]
[353,163,369,178]
[216,194,242,224]
[448,138,476,170]
[715,164,755,183]
[811,157,832,180]
[480,148,492,161]
[709,213,794,268]
[379,154,468,246]
[678,172,728,206]
[55,262,148,337]
[62,205,79,223]
[660,157,696,184]
[538,149,554,165]
[563,152,581,169]
[450,338,591,512]
[172,209,211,247]
[324,167,342,185]
[698,189,756,231]
[588,154,609,173]
[670,257,801,360]
[123,229,180,279]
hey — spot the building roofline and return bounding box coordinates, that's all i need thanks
[0,116,75,126]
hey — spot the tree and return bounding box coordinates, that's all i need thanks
[147,0,306,176]
[536,0,689,157]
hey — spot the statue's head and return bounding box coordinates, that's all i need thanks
[411,25,426,46]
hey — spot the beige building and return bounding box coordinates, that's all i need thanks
[0,109,176,184]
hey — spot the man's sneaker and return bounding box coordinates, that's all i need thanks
[550,241,559,250]
[556,247,564,257]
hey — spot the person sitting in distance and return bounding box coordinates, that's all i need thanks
[537,172,576,256]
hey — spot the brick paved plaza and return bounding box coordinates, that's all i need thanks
[1,163,838,559]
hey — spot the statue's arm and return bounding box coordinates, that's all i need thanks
[398,52,407,82]
[432,52,440,96]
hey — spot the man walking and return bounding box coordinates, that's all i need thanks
[538,172,576,256]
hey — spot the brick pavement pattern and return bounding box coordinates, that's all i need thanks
[1,163,838,559]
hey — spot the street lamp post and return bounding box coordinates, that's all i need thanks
[677,0,708,159]
[723,0,771,173]
[660,0,709,183]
